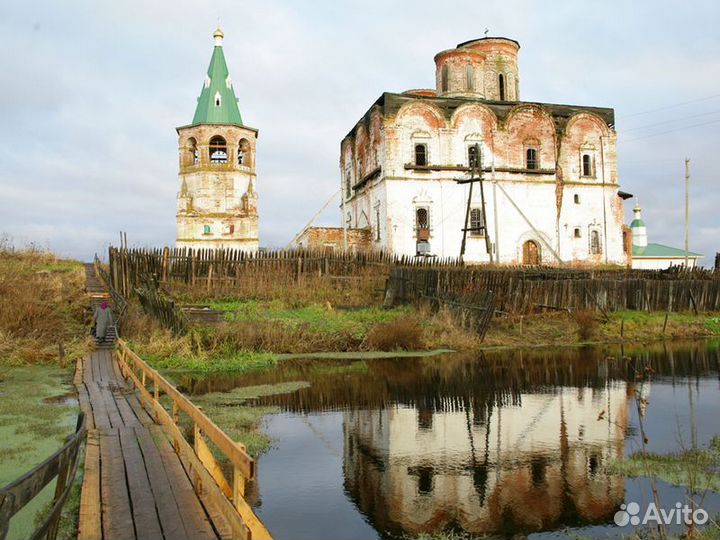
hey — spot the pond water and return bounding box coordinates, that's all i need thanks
[177,342,720,539]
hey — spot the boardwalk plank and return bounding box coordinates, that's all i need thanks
[152,426,218,540]
[113,388,140,427]
[126,393,155,426]
[78,430,102,540]
[100,430,136,540]
[86,383,111,430]
[135,426,189,540]
[118,427,164,539]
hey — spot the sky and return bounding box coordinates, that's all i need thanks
[0,0,718,263]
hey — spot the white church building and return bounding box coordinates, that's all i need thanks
[304,37,630,266]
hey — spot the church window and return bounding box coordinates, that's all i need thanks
[214,91,222,107]
[223,224,234,235]
[582,154,593,177]
[187,137,198,166]
[574,194,581,204]
[203,224,212,235]
[498,74,505,101]
[468,145,480,169]
[416,466,434,494]
[574,228,581,238]
[469,208,484,236]
[209,136,228,163]
[466,65,474,91]
[590,230,602,254]
[441,64,449,92]
[416,207,430,240]
[526,147,538,170]
[238,138,250,166]
[345,171,352,198]
[414,143,427,166]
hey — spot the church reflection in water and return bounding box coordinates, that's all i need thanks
[342,384,627,537]
[178,342,717,538]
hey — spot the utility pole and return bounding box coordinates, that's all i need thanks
[685,158,690,268]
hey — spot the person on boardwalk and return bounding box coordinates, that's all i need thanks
[92,301,115,343]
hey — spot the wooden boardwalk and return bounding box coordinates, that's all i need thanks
[76,349,225,540]
[76,264,261,540]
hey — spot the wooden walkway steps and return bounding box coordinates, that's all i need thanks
[77,264,270,540]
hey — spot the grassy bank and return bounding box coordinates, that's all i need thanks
[0,247,91,366]
[607,436,720,492]
[125,295,720,374]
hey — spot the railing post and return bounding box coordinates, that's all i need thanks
[233,441,247,506]
[153,373,159,401]
[172,402,179,425]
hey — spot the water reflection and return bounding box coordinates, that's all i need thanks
[174,341,720,539]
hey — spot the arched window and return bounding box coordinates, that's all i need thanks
[468,145,480,168]
[214,91,222,107]
[186,137,198,166]
[209,136,227,163]
[590,230,602,254]
[469,208,484,236]
[441,64,449,92]
[466,65,474,91]
[582,154,593,177]
[498,74,505,101]
[203,224,212,235]
[238,138,250,166]
[414,143,427,166]
[526,147,538,169]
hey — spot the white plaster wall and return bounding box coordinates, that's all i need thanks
[632,257,700,270]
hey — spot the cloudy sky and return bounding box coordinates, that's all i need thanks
[1,0,718,263]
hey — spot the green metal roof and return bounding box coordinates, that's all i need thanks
[632,243,702,258]
[191,45,243,126]
[630,218,645,228]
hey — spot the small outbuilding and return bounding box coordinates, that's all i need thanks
[630,204,702,269]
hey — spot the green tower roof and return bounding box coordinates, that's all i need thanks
[191,30,243,126]
[630,218,645,228]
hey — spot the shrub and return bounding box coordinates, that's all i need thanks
[363,316,425,351]
[572,309,599,341]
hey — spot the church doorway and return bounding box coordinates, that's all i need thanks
[522,240,540,265]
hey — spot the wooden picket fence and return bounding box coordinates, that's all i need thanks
[106,247,461,296]
[386,266,720,314]
[107,246,720,296]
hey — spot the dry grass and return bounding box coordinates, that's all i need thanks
[572,308,599,341]
[0,245,91,365]
[168,268,385,308]
[422,306,484,351]
[362,316,425,351]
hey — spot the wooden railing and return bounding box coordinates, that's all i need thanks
[0,413,86,540]
[115,339,271,540]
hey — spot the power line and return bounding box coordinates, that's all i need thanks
[621,92,720,118]
[621,109,720,133]
[623,117,720,142]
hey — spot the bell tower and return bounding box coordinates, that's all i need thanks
[176,28,259,251]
